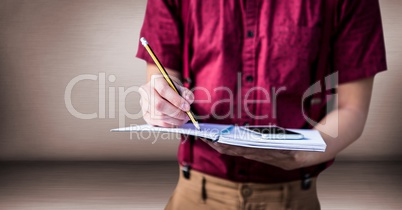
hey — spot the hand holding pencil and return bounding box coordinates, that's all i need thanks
[138,37,200,130]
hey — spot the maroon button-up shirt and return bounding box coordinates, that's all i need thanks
[137,0,387,183]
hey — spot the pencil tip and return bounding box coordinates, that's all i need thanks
[194,122,201,130]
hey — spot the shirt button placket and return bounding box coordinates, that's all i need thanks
[241,0,258,123]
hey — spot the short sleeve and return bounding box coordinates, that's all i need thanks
[333,0,387,84]
[136,0,183,71]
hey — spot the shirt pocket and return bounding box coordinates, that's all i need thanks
[268,25,322,94]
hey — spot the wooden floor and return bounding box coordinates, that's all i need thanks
[0,161,401,210]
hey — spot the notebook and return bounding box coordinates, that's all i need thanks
[111,123,326,152]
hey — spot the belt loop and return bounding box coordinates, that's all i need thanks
[301,173,312,190]
[182,136,194,180]
[201,177,207,202]
[300,167,312,190]
[182,165,191,179]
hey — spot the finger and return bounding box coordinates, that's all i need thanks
[143,112,183,128]
[144,111,189,126]
[205,142,225,154]
[144,103,189,125]
[203,140,241,156]
[140,80,189,126]
[139,85,150,99]
[243,154,274,162]
[177,85,195,104]
[222,144,244,154]
[149,88,189,120]
[140,97,149,114]
[139,85,151,113]
[260,150,296,160]
[280,150,292,155]
[200,139,222,152]
[142,80,188,119]
[151,78,190,112]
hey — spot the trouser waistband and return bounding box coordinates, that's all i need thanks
[175,166,320,210]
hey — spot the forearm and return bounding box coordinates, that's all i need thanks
[305,107,368,166]
[303,77,374,167]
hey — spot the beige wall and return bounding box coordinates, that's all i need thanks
[0,0,401,161]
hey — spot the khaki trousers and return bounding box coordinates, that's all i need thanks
[165,168,320,210]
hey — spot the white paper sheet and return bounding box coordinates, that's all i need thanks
[218,126,326,152]
[111,123,326,152]
[111,123,230,141]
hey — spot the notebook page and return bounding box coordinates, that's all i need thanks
[111,123,231,141]
[218,126,326,152]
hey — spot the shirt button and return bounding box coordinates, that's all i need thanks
[246,75,254,82]
[247,31,254,38]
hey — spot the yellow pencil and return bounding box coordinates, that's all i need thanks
[140,37,200,130]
